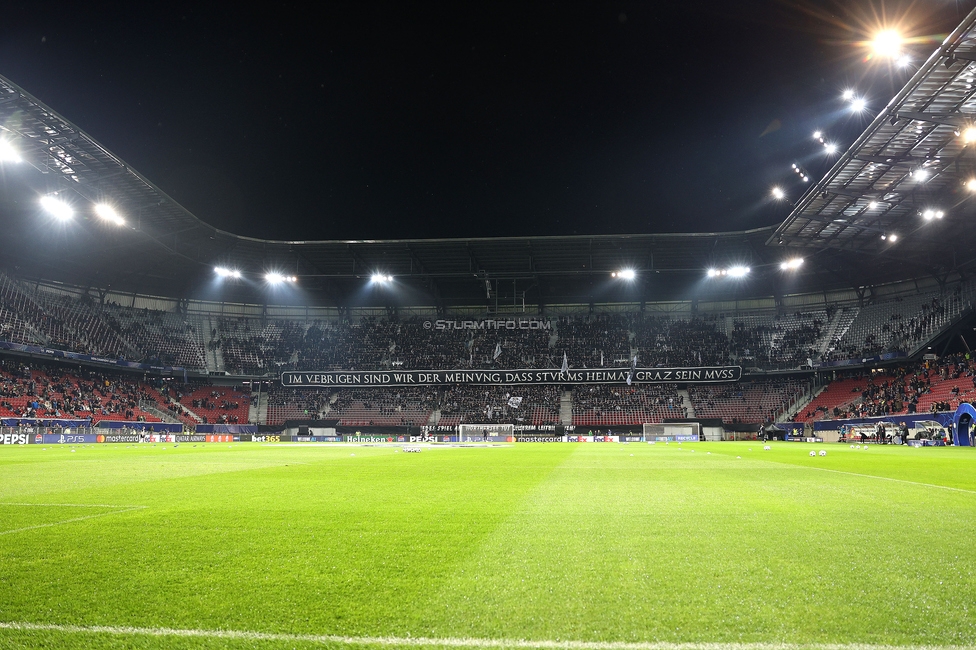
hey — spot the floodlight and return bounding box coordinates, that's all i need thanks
[871,30,902,58]
[913,169,929,181]
[93,203,125,225]
[824,143,837,154]
[812,131,822,140]
[841,89,855,101]
[888,234,898,242]
[265,272,286,284]
[850,99,866,112]
[868,201,878,209]
[40,196,73,221]
[771,187,785,199]
[616,269,636,280]
[779,258,803,271]
[962,127,976,143]
[966,178,976,192]
[897,55,911,68]
[922,209,945,221]
[215,267,242,279]
[0,140,21,163]
[706,269,719,278]
[727,266,750,278]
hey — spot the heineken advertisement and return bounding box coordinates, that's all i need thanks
[281,366,741,388]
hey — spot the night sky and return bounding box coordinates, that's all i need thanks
[0,1,970,241]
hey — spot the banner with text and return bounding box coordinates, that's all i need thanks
[282,366,741,388]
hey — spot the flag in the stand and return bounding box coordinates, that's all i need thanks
[508,396,523,409]
[494,342,502,360]
[627,354,638,386]
[600,351,604,366]
[561,352,569,374]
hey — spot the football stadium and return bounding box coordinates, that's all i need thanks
[2,3,976,649]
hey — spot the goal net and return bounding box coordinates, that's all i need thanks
[458,423,514,442]
[643,422,701,442]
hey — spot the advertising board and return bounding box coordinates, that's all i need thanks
[41,434,100,444]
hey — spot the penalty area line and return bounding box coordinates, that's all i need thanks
[0,506,146,537]
[0,621,972,650]
[0,502,146,508]
[801,466,976,495]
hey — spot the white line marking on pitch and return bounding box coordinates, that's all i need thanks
[0,502,145,508]
[0,505,146,537]
[800,466,976,495]
[0,621,970,650]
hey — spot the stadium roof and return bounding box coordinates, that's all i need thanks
[4,7,976,311]
[771,5,976,275]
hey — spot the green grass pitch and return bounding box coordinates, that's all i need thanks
[1,440,975,649]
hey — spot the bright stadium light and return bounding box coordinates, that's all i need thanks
[897,55,912,68]
[888,233,898,242]
[614,269,636,280]
[824,143,838,154]
[0,140,21,163]
[913,169,929,182]
[812,131,822,140]
[706,268,720,278]
[841,89,855,101]
[962,127,976,144]
[779,258,803,271]
[215,267,242,279]
[371,273,393,283]
[871,30,902,58]
[967,178,976,192]
[771,187,785,199]
[850,98,867,112]
[40,195,73,221]
[93,203,125,226]
[921,209,945,221]
[868,201,878,209]
[727,266,750,278]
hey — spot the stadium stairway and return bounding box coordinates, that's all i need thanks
[678,389,695,418]
[139,401,183,425]
[250,391,267,425]
[779,384,821,423]
[560,391,573,425]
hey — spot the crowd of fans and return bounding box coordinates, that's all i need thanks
[0,359,153,421]
[1,271,972,377]
[800,353,976,421]
[572,384,684,419]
